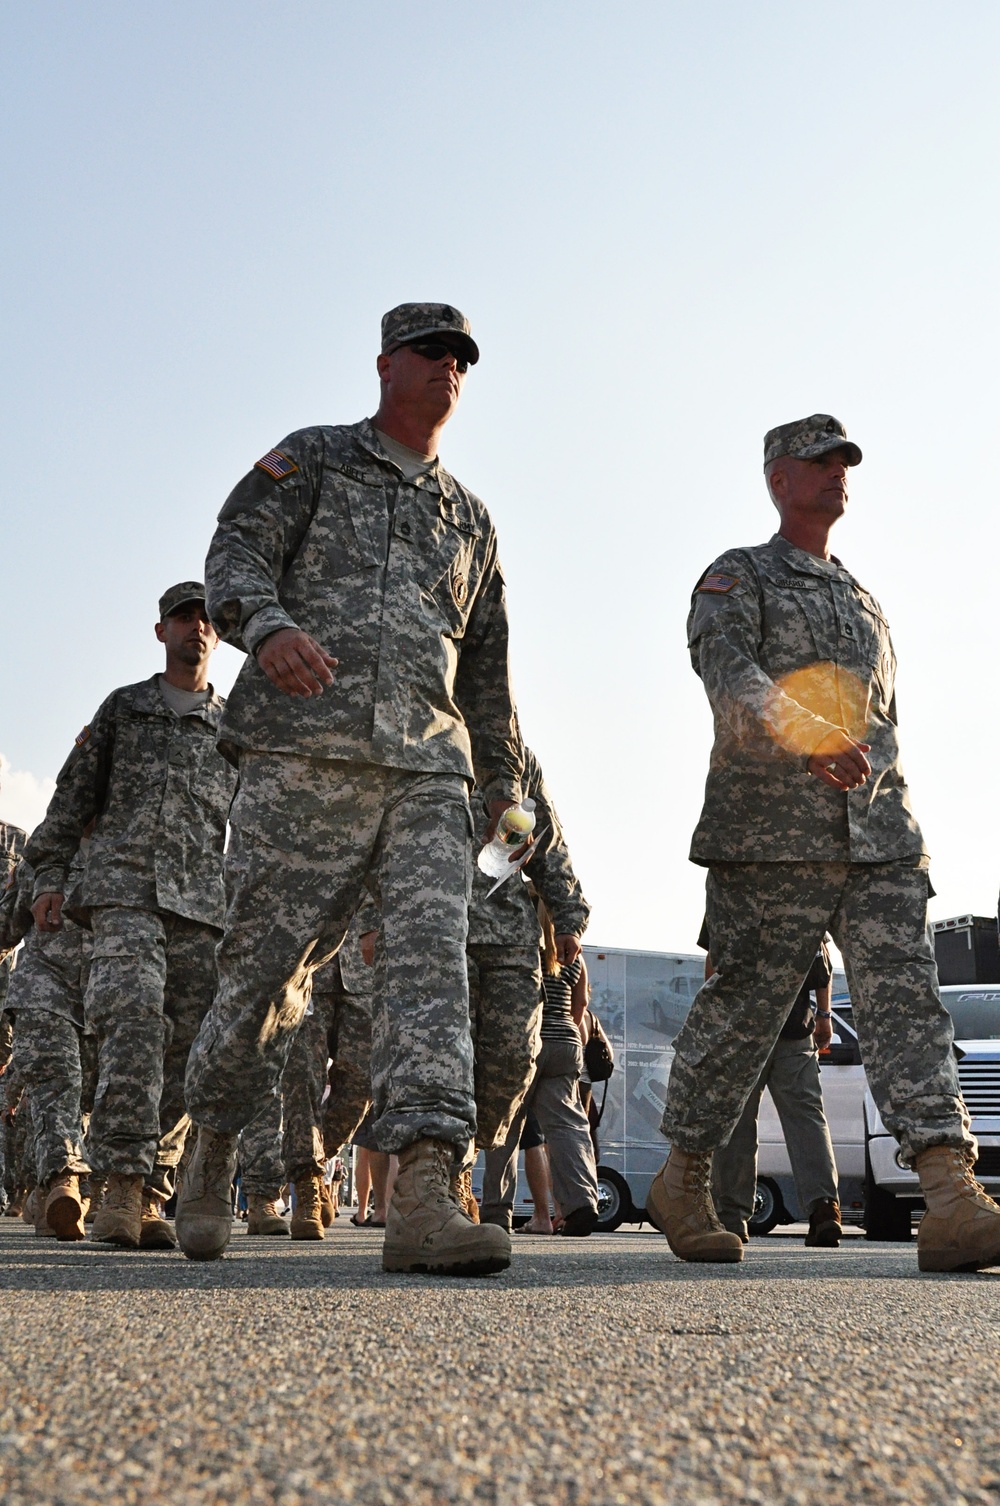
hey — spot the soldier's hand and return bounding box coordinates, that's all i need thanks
[359,931,377,967]
[554,933,582,966]
[484,799,534,861]
[257,629,338,697]
[807,730,871,791]
[32,892,64,933]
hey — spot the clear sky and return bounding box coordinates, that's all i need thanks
[2,2,998,952]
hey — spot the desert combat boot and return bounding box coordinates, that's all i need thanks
[91,1173,143,1248]
[290,1174,326,1240]
[383,1138,511,1276]
[246,1194,290,1236]
[914,1145,1000,1272]
[139,1187,178,1249]
[175,1126,238,1261]
[646,1148,745,1262]
[44,1172,86,1242]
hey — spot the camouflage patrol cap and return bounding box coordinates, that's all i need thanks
[158,581,206,619]
[380,303,480,365]
[764,414,862,469]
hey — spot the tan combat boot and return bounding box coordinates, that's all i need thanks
[83,1175,105,1224]
[646,1148,745,1263]
[91,1173,143,1248]
[246,1194,290,1236]
[33,1188,57,1239]
[291,1174,325,1240]
[45,1173,86,1242]
[22,1187,38,1226]
[319,1180,336,1228]
[382,1138,511,1275]
[139,1187,178,1249]
[915,1146,1000,1272]
[450,1166,480,1223]
[175,1126,238,1261]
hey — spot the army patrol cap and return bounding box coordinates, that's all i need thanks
[381,302,480,365]
[158,581,206,620]
[764,414,862,469]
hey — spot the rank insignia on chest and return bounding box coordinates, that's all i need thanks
[255,450,298,481]
[74,726,91,747]
[698,573,739,594]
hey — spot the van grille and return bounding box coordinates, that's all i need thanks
[957,1060,1000,1118]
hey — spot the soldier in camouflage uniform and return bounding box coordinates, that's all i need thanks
[0,847,94,1238]
[650,415,1000,1273]
[26,583,237,1250]
[179,303,521,1275]
[469,744,590,1161]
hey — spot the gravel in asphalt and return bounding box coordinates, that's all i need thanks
[0,1218,998,1506]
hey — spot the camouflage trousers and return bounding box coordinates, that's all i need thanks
[284,964,372,1180]
[88,906,220,1190]
[237,1092,284,1198]
[467,943,543,1151]
[661,861,972,1164]
[185,756,476,1153]
[12,1011,98,1184]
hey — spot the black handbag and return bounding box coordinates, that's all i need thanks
[583,1010,615,1083]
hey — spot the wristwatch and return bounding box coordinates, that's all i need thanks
[815,1010,833,1019]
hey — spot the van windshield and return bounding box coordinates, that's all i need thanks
[943,992,1000,1041]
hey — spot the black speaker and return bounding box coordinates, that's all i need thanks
[932,916,1000,985]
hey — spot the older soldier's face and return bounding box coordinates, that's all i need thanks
[772,449,850,519]
[377,341,467,426]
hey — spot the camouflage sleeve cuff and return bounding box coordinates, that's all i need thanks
[31,867,67,900]
[478,778,523,808]
[243,606,302,657]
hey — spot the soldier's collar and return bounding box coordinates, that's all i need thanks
[138,674,224,724]
[355,418,459,499]
[770,534,845,578]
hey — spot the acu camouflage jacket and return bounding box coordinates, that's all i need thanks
[205,419,523,804]
[26,678,237,929]
[688,534,926,864]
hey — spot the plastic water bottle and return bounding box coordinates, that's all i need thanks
[476,798,536,879]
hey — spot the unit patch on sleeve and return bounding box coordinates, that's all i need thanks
[255,450,299,481]
[698,573,740,594]
[74,726,91,747]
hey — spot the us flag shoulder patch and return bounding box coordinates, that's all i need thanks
[255,449,298,481]
[698,573,739,594]
[75,726,91,747]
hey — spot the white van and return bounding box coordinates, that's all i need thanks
[579,949,1000,1239]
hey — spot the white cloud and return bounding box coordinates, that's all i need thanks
[0,755,55,838]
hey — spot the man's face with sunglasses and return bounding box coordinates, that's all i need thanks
[378,335,470,427]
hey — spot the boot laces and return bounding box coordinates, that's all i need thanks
[105,1177,138,1212]
[197,1133,235,1196]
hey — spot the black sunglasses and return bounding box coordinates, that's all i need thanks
[402,339,469,374]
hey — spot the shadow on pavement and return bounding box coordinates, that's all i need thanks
[2,1225,994,1293]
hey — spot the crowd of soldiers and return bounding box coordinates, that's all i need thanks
[3,300,1000,1280]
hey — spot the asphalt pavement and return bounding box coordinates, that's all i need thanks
[0,1217,998,1506]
